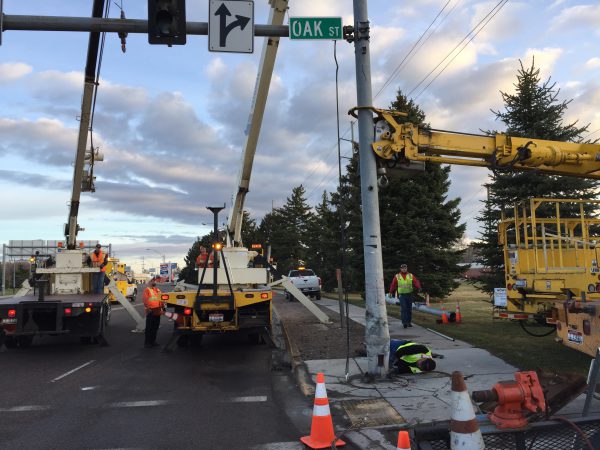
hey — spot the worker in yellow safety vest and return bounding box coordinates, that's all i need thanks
[388,264,422,328]
[143,278,164,348]
[390,339,436,374]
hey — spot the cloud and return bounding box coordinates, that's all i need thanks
[550,4,600,33]
[0,62,32,83]
[585,58,600,70]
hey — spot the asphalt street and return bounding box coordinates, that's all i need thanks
[0,287,317,450]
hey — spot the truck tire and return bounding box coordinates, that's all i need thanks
[80,336,92,345]
[190,333,203,347]
[248,332,261,345]
[316,291,321,300]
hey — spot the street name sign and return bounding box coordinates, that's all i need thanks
[209,0,254,53]
[289,17,343,40]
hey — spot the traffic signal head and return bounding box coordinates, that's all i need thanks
[148,0,187,45]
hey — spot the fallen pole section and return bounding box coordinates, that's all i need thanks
[426,327,455,341]
[414,303,456,323]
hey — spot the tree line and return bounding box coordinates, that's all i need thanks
[180,60,597,298]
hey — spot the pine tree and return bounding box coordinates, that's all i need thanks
[475,60,598,293]
[305,191,340,291]
[179,235,213,284]
[380,91,466,297]
[258,185,314,276]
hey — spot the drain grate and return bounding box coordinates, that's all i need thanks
[341,398,406,427]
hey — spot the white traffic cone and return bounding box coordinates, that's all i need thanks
[450,371,485,450]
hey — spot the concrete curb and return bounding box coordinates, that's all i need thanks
[272,303,315,397]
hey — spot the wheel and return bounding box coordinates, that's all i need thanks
[80,336,92,345]
[176,335,190,347]
[316,291,321,300]
[4,336,17,349]
[129,289,138,302]
[17,335,33,348]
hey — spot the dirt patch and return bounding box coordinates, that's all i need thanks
[273,295,365,361]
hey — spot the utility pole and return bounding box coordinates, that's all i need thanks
[351,0,390,379]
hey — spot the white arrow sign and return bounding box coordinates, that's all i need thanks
[209,1,254,54]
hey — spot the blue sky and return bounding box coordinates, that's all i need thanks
[1,0,599,274]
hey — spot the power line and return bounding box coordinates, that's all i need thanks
[414,0,508,100]
[374,0,455,101]
[407,0,508,99]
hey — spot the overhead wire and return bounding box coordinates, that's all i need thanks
[413,0,508,100]
[302,2,458,199]
[374,0,457,101]
[407,0,508,99]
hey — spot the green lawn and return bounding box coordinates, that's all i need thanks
[339,282,593,375]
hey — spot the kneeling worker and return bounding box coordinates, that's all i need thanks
[143,278,164,348]
[389,339,436,374]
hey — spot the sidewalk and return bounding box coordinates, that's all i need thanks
[273,294,600,447]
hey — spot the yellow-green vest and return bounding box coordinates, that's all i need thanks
[396,342,432,374]
[396,273,413,294]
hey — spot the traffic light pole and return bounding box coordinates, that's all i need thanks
[351,0,390,379]
[1,15,288,37]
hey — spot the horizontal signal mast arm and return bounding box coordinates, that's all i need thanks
[352,107,600,179]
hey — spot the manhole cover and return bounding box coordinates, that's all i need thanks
[341,398,405,427]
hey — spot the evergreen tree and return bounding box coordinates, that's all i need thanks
[305,191,340,291]
[380,91,466,297]
[258,185,314,275]
[475,60,598,293]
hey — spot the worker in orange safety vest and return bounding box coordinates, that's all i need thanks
[143,278,164,348]
[195,245,214,269]
[90,244,108,294]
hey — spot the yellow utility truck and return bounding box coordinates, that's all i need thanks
[104,258,137,303]
[363,106,600,356]
[498,198,600,356]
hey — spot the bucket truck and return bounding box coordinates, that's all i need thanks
[160,0,291,346]
[0,0,144,348]
[359,106,600,356]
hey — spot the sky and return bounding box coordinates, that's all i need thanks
[1,0,599,274]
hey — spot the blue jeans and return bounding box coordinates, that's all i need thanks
[389,339,409,366]
[93,272,105,294]
[399,293,412,325]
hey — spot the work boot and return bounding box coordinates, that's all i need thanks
[403,324,408,329]
[408,323,413,327]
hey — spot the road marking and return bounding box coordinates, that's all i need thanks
[51,360,95,382]
[0,405,52,412]
[109,400,169,408]
[230,395,268,403]
[81,386,99,391]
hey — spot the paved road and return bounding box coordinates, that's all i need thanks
[0,288,313,450]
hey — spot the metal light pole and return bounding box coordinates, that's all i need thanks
[146,248,166,263]
[351,0,390,379]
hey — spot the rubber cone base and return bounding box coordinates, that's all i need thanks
[300,435,346,449]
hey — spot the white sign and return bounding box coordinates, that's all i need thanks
[209,1,254,53]
[493,288,507,307]
[160,263,169,276]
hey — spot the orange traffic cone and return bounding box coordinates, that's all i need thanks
[300,372,345,449]
[455,303,462,324]
[450,371,485,450]
[441,304,449,324]
[396,430,411,449]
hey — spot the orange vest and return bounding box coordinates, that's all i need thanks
[196,252,214,268]
[143,287,162,314]
[91,250,106,272]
